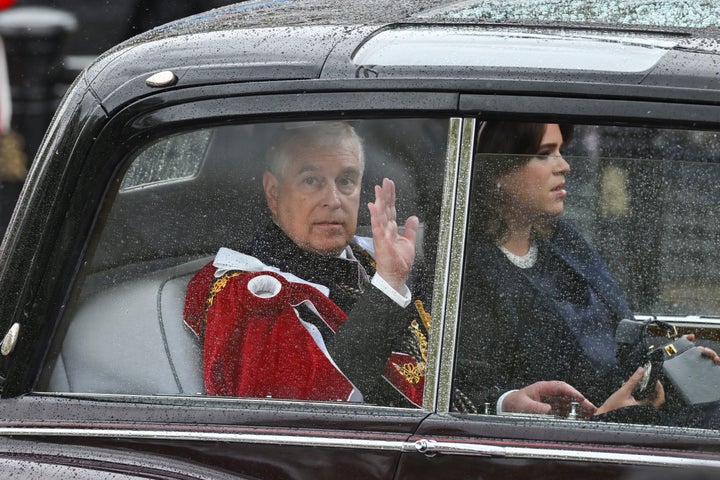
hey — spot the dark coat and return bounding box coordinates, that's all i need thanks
[455,220,634,408]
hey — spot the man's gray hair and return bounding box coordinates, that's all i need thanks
[266,121,365,178]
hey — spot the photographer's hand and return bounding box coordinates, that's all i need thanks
[595,367,665,415]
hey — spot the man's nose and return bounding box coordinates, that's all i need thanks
[321,183,342,208]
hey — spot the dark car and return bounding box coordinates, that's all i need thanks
[1,0,720,478]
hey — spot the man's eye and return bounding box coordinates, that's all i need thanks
[303,177,317,185]
[338,177,356,192]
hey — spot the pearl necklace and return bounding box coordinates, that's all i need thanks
[499,242,538,269]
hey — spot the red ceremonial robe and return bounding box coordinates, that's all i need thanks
[184,249,425,406]
[186,266,355,401]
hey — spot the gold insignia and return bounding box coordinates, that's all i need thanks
[206,271,245,313]
[393,361,426,384]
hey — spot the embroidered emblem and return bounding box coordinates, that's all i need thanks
[393,306,431,385]
[394,360,426,384]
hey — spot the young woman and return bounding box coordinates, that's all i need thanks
[454,121,718,424]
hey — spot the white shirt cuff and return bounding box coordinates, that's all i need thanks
[496,390,518,415]
[371,273,412,308]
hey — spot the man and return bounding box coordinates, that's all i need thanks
[184,121,427,406]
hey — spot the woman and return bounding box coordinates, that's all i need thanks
[454,121,693,421]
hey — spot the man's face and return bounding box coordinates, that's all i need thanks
[263,138,362,256]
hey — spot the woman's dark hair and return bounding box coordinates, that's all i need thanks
[472,121,574,242]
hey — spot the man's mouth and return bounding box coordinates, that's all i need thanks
[314,221,343,226]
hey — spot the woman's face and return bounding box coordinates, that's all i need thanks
[496,124,570,222]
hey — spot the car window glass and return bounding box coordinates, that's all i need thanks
[428,0,720,29]
[454,121,720,430]
[37,119,450,410]
[120,129,211,190]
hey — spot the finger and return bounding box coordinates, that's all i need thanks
[684,333,695,342]
[401,216,420,244]
[523,400,553,415]
[368,201,385,235]
[383,178,396,210]
[375,180,397,225]
[621,367,646,394]
[373,179,389,209]
[698,346,720,364]
[648,381,665,408]
[580,401,598,418]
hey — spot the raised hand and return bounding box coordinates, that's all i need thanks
[367,178,419,292]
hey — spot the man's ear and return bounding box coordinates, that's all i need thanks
[262,170,279,216]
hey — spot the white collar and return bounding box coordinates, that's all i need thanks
[498,242,538,269]
[212,247,330,296]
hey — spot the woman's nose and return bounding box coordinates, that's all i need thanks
[555,154,570,174]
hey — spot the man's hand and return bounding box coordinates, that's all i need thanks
[595,367,665,415]
[367,178,419,291]
[503,381,597,418]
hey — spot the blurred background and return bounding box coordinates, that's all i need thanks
[0,0,241,236]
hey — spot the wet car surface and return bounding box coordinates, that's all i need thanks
[1,0,720,478]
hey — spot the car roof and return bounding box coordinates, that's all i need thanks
[77,0,720,113]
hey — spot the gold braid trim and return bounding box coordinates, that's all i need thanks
[392,309,430,385]
[414,299,431,332]
[204,271,246,325]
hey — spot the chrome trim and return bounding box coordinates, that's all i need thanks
[0,427,718,469]
[432,117,476,414]
[0,427,405,451]
[424,117,463,412]
[416,439,720,469]
[636,314,720,327]
[146,70,178,88]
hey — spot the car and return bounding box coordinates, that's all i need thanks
[1,0,720,478]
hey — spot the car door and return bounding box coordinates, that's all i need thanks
[395,96,720,478]
[0,84,466,479]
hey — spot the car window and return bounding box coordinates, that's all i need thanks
[428,0,720,29]
[120,129,212,190]
[37,118,450,409]
[454,121,720,430]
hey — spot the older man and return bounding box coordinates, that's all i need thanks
[184,121,427,406]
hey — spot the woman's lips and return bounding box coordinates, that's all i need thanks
[552,184,567,198]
